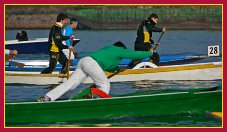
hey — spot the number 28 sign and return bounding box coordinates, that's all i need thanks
[208,45,220,57]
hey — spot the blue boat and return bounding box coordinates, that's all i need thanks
[5,38,80,54]
[6,53,208,72]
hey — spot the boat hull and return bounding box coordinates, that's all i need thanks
[5,87,222,125]
[6,53,205,67]
[6,38,80,54]
[5,62,222,85]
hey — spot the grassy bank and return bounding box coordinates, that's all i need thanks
[5,5,222,30]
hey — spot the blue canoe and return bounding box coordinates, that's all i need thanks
[5,38,80,54]
[6,53,208,72]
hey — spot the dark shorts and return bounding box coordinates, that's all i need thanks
[134,43,152,51]
[134,42,160,66]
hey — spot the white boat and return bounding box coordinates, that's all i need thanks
[5,62,222,85]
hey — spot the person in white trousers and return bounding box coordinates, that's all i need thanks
[37,41,153,102]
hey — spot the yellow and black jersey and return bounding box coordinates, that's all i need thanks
[135,18,163,45]
[48,23,70,52]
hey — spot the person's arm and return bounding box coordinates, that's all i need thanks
[118,48,153,60]
[62,36,71,41]
[145,20,163,32]
[149,25,163,32]
[65,28,73,47]
[53,29,69,49]
[5,49,18,62]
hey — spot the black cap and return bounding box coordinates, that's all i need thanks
[56,13,69,22]
[113,41,127,49]
[70,18,78,24]
[149,13,158,19]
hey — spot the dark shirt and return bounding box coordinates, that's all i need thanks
[48,23,70,53]
[135,18,163,45]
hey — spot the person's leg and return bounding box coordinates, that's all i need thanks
[64,49,75,66]
[58,52,68,74]
[62,49,74,59]
[46,58,88,101]
[82,57,110,94]
[41,52,58,74]
[150,51,160,66]
[62,49,69,58]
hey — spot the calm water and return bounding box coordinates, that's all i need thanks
[5,30,222,127]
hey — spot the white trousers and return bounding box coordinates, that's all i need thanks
[62,49,75,60]
[46,57,110,101]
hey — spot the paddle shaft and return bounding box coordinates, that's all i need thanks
[66,51,71,79]
[89,69,125,88]
[67,41,73,79]
[154,32,164,50]
[9,61,25,68]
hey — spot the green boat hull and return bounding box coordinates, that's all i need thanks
[5,86,222,125]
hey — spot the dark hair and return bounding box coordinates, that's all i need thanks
[149,13,158,19]
[113,41,127,49]
[16,30,28,41]
[70,18,78,24]
[56,13,69,22]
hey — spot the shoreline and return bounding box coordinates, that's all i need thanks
[6,14,221,30]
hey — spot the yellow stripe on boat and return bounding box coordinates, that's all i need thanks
[211,112,222,119]
[5,62,222,85]
[6,63,221,77]
[106,63,221,75]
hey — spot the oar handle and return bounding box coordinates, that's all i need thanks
[107,69,125,79]
[9,61,25,68]
[157,32,164,43]
[154,32,164,50]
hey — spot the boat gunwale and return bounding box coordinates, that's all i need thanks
[5,62,222,77]
[6,90,221,105]
[5,38,80,45]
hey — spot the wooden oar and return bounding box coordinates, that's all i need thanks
[89,69,125,88]
[154,32,164,50]
[9,61,25,68]
[67,40,73,79]
[66,50,72,79]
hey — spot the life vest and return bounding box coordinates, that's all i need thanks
[50,23,62,52]
[143,26,150,43]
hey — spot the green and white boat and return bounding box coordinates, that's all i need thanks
[5,85,222,125]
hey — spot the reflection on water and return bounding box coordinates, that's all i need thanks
[7,113,221,127]
[131,80,222,91]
